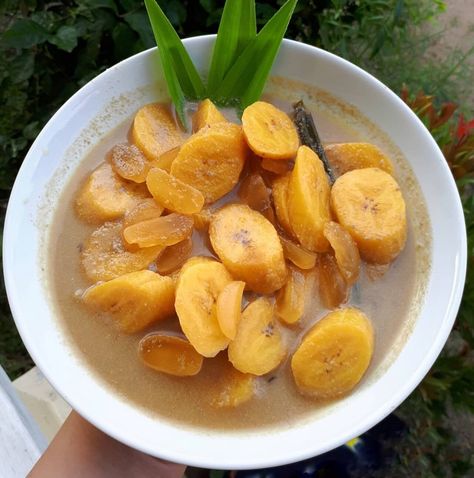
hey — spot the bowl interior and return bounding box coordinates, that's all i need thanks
[3,36,466,469]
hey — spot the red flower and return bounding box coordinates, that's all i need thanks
[456,114,474,140]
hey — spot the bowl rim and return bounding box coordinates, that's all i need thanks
[3,35,467,469]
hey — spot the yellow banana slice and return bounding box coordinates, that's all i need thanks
[331,167,407,264]
[228,298,286,375]
[209,204,287,294]
[175,258,233,357]
[291,308,374,398]
[83,270,175,333]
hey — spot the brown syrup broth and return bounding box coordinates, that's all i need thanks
[48,80,430,431]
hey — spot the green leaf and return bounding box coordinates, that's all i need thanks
[49,26,79,52]
[9,51,35,84]
[144,0,206,126]
[81,0,118,13]
[207,0,256,93]
[214,0,297,109]
[1,19,50,49]
[124,11,155,49]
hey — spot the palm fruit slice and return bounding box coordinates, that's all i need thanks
[276,266,305,325]
[323,221,360,286]
[216,281,246,340]
[139,334,203,376]
[146,167,204,214]
[123,213,194,248]
[108,143,149,183]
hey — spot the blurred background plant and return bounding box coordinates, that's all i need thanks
[0,0,473,476]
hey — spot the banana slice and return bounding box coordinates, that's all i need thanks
[291,308,374,398]
[209,204,287,294]
[288,146,331,252]
[242,101,299,159]
[132,103,184,160]
[139,334,203,376]
[81,222,162,282]
[175,258,233,357]
[75,163,149,224]
[211,363,255,408]
[228,298,286,375]
[331,168,407,264]
[83,270,175,333]
[325,142,394,177]
[171,122,247,203]
[192,99,227,132]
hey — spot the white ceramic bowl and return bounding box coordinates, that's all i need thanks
[3,36,466,469]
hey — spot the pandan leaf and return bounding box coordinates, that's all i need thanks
[214,0,297,109]
[144,0,205,126]
[207,0,256,93]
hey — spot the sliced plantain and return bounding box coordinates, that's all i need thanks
[276,266,305,325]
[171,122,247,203]
[175,258,233,357]
[146,167,204,214]
[242,101,299,159]
[323,221,360,286]
[83,270,174,333]
[325,143,394,177]
[132,103,184,161]
[331,168,407,264]
[139,333,203,376]
[228,298,286,376]
[216,281,246,340]
[209,204,287,294]
[192,99,227,131]
[211,363,255,408]
[287,146,331,252]
[75,163,149,224]
[81,222,162,282]
[291,308,374,399]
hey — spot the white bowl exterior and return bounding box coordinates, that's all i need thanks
[3,37,466,469]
